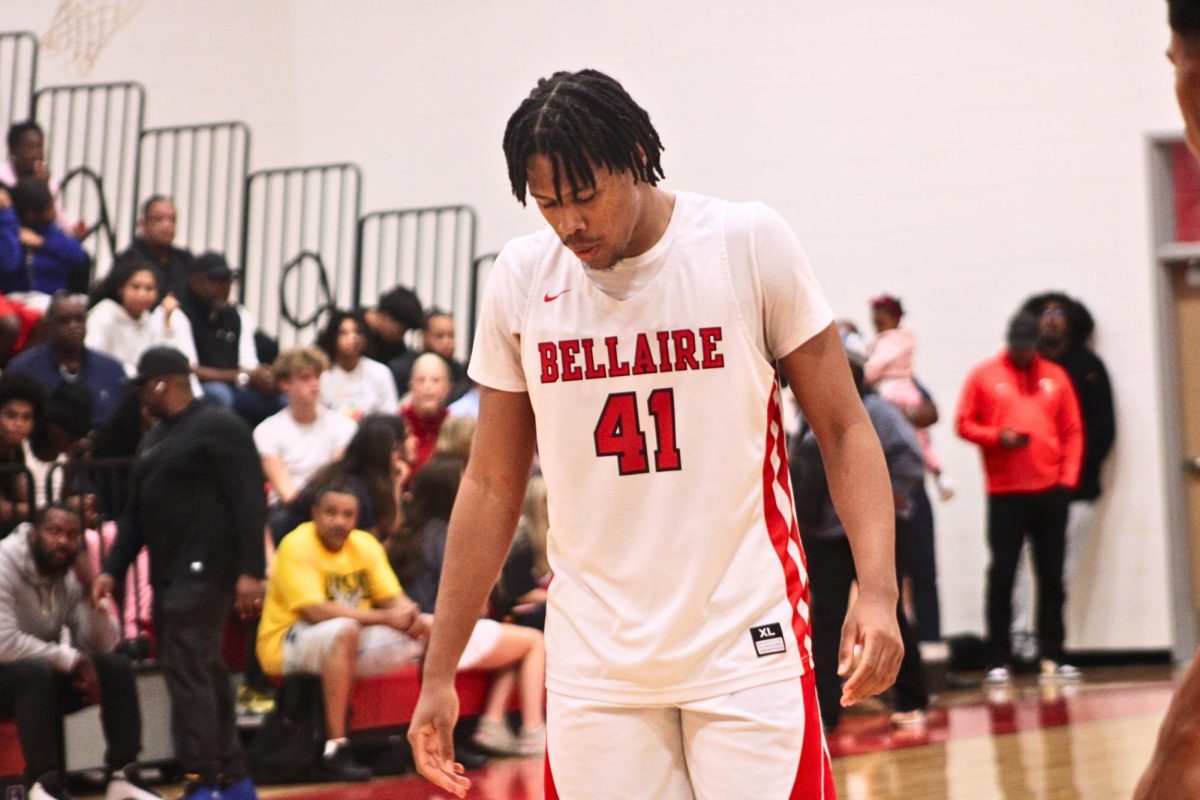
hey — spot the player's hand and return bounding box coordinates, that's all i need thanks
[408,679,470,797]
[235,574,265,620]
[837,591,903,707]
[0,187,10,209]
[91,573,115,610]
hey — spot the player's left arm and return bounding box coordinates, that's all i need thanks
[779,324,903,706]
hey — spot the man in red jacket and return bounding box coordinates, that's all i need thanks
[956,311,1082,683]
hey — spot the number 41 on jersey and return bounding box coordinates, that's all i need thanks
[593,389,681,475]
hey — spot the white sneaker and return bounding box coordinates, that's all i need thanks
[984,666,1011,684]
[516,725,546,757]
[1039,659,1082,682]
[472,717,518,755]
[935,473,956,502]
[30,782,70,800]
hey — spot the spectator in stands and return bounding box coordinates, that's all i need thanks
[24,383,94,515]
[0,121,82,238]
[86,258,198,377]
[362,285,424,368]
[793,330,929,731]
[401,352,452,476]
[390,455,546,757]
[257,482,428,782]
[389,308,469,403]
[0,187,43,364]
[491,475,550,631]
[316,310,397,419]
[434,415,476,463]
[0,503,160,800]
[8,292,125,429]
[117,196,193,298]
[956,311,1083,684]
[256,346,356,506]
[0,374,44,538]
[180,251,281,426]
[3,179,89,301]
[272,414,408,544]
[92,346,267,800]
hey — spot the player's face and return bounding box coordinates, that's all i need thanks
[1170,32,1200,157]
[313,491,359,551]
[424,315,456,360]
[527,153,643,270]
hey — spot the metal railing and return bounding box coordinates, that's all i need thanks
[240,163,362,347]
[356,205,477,359]
[0,31,37,139]
[33,81,146,279]
[58,165,118,279]
[469,251,498,356]
[138,121,251,259]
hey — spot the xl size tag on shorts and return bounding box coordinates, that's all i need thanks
[750,623,786,657]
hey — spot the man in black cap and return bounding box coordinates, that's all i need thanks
[179,252,280,426]
[955,311,1083,684]
[92,346,267,800]
[361,285,424,371]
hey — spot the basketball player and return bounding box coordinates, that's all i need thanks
[408,69,903,799]
[1134,3,1200,797]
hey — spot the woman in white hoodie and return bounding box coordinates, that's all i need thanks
[86,258,198,377]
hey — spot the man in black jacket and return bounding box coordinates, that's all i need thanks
[92,346,267,800]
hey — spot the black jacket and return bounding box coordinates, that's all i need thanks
[1050,346,1115,500]
[104,399,266,590]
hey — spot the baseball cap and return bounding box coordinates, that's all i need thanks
[1006,311,1040,351]
[191,251,236,279]
[134,346,191,384]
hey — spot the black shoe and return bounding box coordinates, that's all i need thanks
[318,746,373,783]
[455,744,489,771]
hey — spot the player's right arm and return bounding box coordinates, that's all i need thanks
[408,385,536,797]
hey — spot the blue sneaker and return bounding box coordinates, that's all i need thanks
[218,778,258,800]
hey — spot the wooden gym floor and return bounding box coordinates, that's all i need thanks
[249,665,1176,800]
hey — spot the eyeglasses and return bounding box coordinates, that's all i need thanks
[1040,308,1067,320]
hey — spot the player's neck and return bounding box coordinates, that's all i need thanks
[625,188,676,260]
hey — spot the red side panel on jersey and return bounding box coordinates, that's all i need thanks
[761,385,814,671]
[791,669,837,799]
[545,749,561,800]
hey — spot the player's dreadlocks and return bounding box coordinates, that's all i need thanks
[502,69,665,205]
[1170,0,1200,37]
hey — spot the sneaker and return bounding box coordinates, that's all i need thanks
[235,686,275,716]
[318,745,373,783]
[889,709,927,727]
[472,718,518,755]
[29,773,72,800]
[935,473,956,502]
[217,778,258,800]
[984,666,1011,684]
[515,725,546,757]
[1039,659,1082,681]
[106,766,162,800]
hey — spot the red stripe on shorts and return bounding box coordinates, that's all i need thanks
[544,748,560,800]
[791,668,837,799]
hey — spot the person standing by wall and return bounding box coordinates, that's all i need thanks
[956,312,1083,684]
[92,346,268,800]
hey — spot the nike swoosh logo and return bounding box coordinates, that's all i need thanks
[544,289,571,302]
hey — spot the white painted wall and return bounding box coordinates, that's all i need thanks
[0,0,1183,650]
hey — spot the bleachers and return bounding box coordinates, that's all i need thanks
[0,29,514,786]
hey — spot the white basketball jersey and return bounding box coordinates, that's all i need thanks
[469,192,833,704]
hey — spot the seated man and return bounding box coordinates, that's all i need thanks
[0,503,159,800]
[115,196,193,299]
[179,251,281,426]
[256,483,428,783]
[1,179,89,301]
[7,292,125,430]
[388,308,469,404]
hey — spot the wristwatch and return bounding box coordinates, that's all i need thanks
[236,371,250,388]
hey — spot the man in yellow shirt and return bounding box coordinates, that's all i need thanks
[257,482,428,782]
